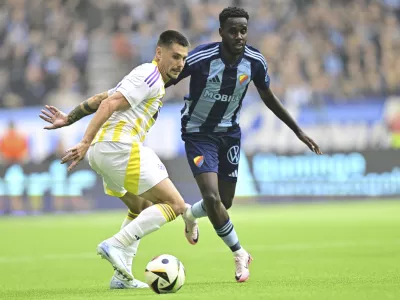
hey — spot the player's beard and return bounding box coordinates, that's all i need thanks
[168,69,181,79]
[223,39,244,56]
[231,41,245,55]
[166,72,175,79]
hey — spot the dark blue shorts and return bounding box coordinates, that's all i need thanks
[182,129,241,182]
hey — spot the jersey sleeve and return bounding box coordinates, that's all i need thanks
[110,70,152,109]
[252,54,271,91]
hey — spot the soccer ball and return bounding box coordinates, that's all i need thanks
[144,254,185,294]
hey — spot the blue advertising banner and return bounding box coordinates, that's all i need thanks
[0,149,398,216]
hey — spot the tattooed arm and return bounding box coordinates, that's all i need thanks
[67,91,108,125]
[40,91,109,130]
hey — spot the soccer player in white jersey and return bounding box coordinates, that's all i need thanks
[40,30,195,289]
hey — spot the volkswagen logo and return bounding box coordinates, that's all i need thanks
[227,145,240,165]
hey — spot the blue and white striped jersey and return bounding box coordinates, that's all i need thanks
[168,42,270,133]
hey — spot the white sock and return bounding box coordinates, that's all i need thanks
[124,211,141,254]
[191,199,207,219]
[113,204,176,247]
[113,211,141,278]
[183,203,196,222]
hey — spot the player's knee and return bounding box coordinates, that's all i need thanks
[163,198,186,217]
[203,192,222,209]
[169,201,186,217]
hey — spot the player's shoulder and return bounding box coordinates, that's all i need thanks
[189,42,219,55]
[243,44,268,69]
[244,44,263,55]
[125,62,161,88]
[186,42,220,66]
[129,62,158,78]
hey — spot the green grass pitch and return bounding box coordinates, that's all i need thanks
[1,200,399,300]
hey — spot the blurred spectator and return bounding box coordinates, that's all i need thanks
[0,0,89,108]
[0,68,10,104]
[385,97,400,148]
[0,120,29,165]
[44,62,83,108]
[0,0,399,106]
[109,0,400,103]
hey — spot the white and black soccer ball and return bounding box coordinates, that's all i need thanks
[144,254,185,294]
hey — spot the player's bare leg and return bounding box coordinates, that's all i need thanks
[218,179,236,210]
[184,177,236,219]
[110,192,152,289]
[188,172,252,282]
[183,176,237,244]
[195,173,229,227]
[119,192,152,213]
[97,178,186,281]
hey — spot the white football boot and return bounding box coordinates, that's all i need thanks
[234,251,253,282]
[97,240,133,281]
[182,204,199,245]
[110,273,149,289]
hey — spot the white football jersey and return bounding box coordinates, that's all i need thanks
[92,61,165,145]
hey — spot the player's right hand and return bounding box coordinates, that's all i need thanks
[296,131,323,155]
[61,141,90,171]
[39,105,69,130]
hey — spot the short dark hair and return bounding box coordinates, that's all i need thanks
[219,7,249,27]
[157,30,190,48]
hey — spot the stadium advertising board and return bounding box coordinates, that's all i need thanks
[0,149,398,215]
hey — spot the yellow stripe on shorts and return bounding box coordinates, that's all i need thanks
[124,143,140,195]
[112,120,127,142]
[105,187,125,198]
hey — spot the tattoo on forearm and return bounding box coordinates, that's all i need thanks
[67,106,88,125]
[67,92,107,125]
[83,100,97,113]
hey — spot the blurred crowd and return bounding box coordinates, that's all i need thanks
[0,0,399,108]
[0,0,89,108]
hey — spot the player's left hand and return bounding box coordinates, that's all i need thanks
[296,131,322,155]
[61,141,90,171]
[39,105,69,130]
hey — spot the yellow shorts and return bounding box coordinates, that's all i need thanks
[88,141,169,197]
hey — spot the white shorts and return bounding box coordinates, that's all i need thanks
[88,141,169,197]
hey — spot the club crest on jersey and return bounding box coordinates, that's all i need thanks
[193,156,204,167]
[239,74,249,85]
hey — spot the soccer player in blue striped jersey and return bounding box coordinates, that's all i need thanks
[166,7,322,282]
